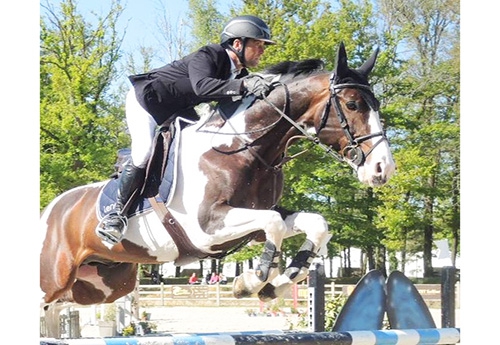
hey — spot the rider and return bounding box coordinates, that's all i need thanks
[97,15,276,245]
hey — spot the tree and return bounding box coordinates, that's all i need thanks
[40,0,129,209]
[188,0,225,48]
[376,0,460,277]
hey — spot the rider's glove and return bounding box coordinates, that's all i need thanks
[243,75,273,99]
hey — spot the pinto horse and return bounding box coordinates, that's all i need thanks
[40,43,395,336]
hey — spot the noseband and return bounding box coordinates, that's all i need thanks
[316,73,387,169]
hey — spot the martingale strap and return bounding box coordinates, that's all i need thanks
[148,197,210,265]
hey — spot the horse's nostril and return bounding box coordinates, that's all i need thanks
[376,162,382,174]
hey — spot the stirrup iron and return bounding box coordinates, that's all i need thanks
[96,213,128,245]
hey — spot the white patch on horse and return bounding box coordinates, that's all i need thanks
[357,109,395,186]
[124,213,182,262]
[208,97,255,147]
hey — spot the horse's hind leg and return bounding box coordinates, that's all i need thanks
[72,262,138,305]
[42,303,64,338]
[258,211,330,301]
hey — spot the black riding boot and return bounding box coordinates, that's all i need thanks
[97,163,146,245]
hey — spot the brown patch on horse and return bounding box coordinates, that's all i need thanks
[41,184,156,305]
[71,262,138,305]
[71,280,107,304]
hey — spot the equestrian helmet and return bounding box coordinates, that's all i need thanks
[221,15,276,45]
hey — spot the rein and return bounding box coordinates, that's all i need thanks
[266,73,388,170]
[196,72,387,171]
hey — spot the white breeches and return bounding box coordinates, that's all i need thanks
[125,88,157,168]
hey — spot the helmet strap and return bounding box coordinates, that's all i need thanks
[228,37,247,68]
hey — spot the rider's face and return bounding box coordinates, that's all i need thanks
[243,39,266,68]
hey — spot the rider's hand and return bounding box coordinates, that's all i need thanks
[243,75,273,99]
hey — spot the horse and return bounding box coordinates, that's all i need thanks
[40,42,395,336]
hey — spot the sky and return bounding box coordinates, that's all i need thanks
[41,0,233,88]
[1,1,499,343]
[75,0,191,57]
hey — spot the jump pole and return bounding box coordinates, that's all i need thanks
[40,328,460,345]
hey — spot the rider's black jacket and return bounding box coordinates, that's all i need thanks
[128,44,248,124]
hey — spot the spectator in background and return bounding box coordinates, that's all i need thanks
[219,273,228,285]
[204,272,211,285]
[209,272,220,285]
[188,272,198,285]
[151,270,162,284]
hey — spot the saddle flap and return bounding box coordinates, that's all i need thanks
[142,124,174,198]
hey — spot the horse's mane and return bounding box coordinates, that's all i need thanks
[198,59,326,125]
[262,59,325,82]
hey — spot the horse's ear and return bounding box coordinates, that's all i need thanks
[334,42,349,78]
[357,46,379,77]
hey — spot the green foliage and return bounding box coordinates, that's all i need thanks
[188,0,225,48]
[237,0,378,70]
[324,294,348,330]
[121,321,157,336]
[374,0,460,274]
[224,242,264,263]
[40,0,129,209]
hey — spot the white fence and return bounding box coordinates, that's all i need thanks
[133,282,452,308]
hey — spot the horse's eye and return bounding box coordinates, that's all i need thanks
[346,101,357,111]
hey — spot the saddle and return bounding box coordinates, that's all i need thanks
[99,104,254,264]
[113,122,174,199]
[112,99,249,196]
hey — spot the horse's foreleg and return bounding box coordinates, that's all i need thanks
[258,211,330,301]
[228,210,286,299]
[233,239,282,298]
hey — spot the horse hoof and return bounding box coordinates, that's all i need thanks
[258,283,277,302]
[232,276,253,299]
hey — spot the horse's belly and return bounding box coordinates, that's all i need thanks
[125,210,213,263]
[124,211,180,262]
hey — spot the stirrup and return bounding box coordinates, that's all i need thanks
[96,213,128,245]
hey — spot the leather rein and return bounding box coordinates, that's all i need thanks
[264,72,388,171]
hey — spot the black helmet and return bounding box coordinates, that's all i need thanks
[221,15,276,45]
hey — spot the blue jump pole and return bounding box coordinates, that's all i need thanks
[40,328,460,345]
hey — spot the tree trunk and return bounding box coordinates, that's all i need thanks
[450,158,460,266]
[422,167,436,278]
[423,193,435,278]
[199,260,204,277]
[423,223,434,277]
[401,228,407,274]
[366,245,375,271]
[375,246,387,278]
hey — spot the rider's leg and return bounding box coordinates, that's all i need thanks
[97,88,157,245]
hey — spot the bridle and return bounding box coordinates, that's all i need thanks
[316,73,388,169]
[264,72,388,170]
[198,72,388,171]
